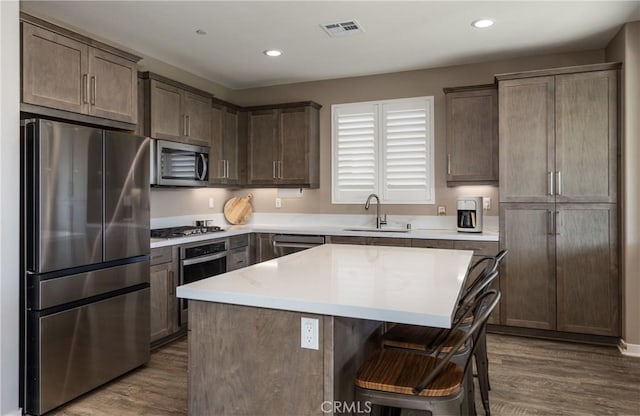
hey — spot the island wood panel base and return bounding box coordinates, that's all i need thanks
[188,301,381,416]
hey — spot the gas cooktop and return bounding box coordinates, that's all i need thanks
[151,226,224,239]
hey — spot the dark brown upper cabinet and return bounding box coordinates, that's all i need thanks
[247,102,321,188]
[140,72,212,148]
[444,84,498,185]
[210,99,247,186]
[21,14,139,129]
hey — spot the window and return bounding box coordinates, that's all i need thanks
[331,96,434,204]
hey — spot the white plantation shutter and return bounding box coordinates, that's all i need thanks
[332,103,378,203]
[381,99,433,203]
[332,97,434,204]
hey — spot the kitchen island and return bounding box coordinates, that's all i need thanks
[177,244,473,416]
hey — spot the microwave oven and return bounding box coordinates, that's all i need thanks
[150,139,209,187]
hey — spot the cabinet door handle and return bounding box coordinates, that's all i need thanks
[183,115,187,136]
[555,211,560,235]
[90,76,96,105]
[169,271,175,295]
[277,161,282,179]
[548,171,554,196]
[547,210,553,235]
[82,74,88,104]
[447,154,451,175]
[272,161,277,179]
[225,160,230,179]
[556,171,562,195]
[187,115,191,137]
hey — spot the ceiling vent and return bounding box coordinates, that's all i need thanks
[321,20,364,37]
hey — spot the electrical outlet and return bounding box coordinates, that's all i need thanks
[208,197,214,209]
[301,317,319,350]
[483,197,491,210]
[437,206,446,216]
[275,198,282,208]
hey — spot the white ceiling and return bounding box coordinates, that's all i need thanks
[21,1,640,89]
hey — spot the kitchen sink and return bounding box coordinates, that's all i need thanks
[343,227,410,233]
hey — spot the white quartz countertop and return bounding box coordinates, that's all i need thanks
[176,244,473,328]
[151,223,498,248]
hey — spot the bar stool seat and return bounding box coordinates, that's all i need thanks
[382,325,467,354]
[355,348,463,397]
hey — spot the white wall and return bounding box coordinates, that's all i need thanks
[0,1,21,415]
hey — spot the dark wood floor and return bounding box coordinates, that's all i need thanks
[51,334,640,415]
[51,339,187,416]
[486,335,640,415]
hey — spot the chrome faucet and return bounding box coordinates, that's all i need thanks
[365,193,387,229]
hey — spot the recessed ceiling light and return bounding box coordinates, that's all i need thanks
[264,49,283,57]
[471,19,494,29]
[195,29,207,35]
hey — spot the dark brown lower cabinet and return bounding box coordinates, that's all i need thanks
[150,261,173,342]
[500,204,557,330]
[555,204,618,336]
[150,247,178,344]
[500,203,619,336]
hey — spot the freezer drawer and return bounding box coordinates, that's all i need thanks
[26,287,150,415]
[30,261,149,310]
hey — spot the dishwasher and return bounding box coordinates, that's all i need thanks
[271,234,325,258]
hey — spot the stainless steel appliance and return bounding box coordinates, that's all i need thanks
[457,196,483,233]
[151,225,224,239]
[21,119,151,415]
[272,234,325,257]
[150,139,209,187]
[179,239,228,325]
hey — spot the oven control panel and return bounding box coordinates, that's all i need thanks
[183,240,227,259]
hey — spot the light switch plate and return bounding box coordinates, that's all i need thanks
[437,206,446,216]
[483,197,491,210]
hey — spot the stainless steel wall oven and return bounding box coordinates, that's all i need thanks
[179,239,227,325]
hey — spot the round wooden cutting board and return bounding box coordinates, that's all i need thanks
[223,194,253,225]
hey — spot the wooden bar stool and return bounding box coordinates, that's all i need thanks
[381,250,508,415]
[355,291,501,416]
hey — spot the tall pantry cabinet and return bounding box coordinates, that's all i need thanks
[497,63,619,337]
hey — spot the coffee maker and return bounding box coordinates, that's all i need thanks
[457,197,483,233]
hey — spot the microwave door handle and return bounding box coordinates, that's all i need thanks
[198,154,208,181]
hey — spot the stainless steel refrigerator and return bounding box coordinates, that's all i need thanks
[20,119,151,415]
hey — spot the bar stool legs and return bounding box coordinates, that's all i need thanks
[475,327,491,415]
